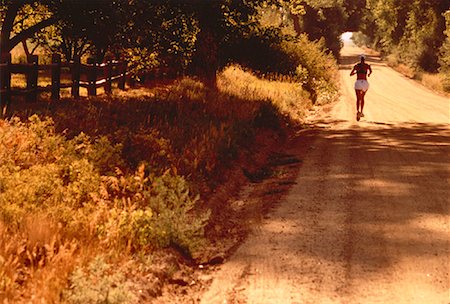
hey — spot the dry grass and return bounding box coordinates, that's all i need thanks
[385,54,449,95]
[218,65,312,122]
[1,65,311,303]
[419,72,446,93]
[0,216,78,303]
[9,66,310,182]
[386,54,416,79]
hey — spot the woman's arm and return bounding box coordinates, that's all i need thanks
[350,66,356,76]
[368,65,373,77]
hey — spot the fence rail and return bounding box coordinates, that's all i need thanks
[0,54,127,107]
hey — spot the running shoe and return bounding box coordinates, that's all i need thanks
[356,112,361,121]
[360,112,365,117]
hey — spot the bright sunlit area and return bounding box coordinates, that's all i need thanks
[341,32,353,41]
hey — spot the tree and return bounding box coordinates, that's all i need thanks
[357,0,448,72]
[46,0,127,62]
[399,0,446,72]
[438,9,450,90]
[117,2,199,80]
[0,0,55,61]
[281,0,346,57]
[342,0,366,31]
[172,0,259,87]
[1,0,131,62]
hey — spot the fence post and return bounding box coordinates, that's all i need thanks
[71,56,80,98]
[51,54,61,101]
[118,61,126,90]
[26,55,38,102]
[0,53,12,116]
[87,57,97,96]
[104,61,112,94]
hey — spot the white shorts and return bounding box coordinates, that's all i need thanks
[355,79,369,92]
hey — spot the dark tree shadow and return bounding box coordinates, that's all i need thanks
[243,121,449,279]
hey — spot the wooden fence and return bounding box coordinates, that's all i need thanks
[0,54,127,105]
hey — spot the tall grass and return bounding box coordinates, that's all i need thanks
[417,72,446,93]
[218,65,312,122]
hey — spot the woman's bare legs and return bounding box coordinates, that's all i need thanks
[355,89,362,112]
[360,91,366,116]
[355,89,366,120]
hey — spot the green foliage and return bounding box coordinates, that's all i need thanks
[439,10,450,91]
[100,168,210,255]
[376,0,397,50]
[0,116,112,230]
[4,0,345,91]
[283,34,339,104]
[152,5,199,73]
[398,1,444,72]
[0,115,209,255]
[351,31,371,47]
[123,48,160,82]
[219,15,339,104]
[298,3,345,58]
[222,27,295,74]
[360,0,447,73]
[117,3,200,77]
[64,256,137,304]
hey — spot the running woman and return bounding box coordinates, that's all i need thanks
[350,54,372,121]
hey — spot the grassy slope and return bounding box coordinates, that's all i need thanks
[0,66,317,303]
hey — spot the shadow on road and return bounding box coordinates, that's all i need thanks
[261,121,449,273]
[339,52,386,72]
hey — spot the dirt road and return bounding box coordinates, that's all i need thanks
[199,43,450,303]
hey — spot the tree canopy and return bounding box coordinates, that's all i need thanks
[1,0,448,81]
[354,0,448,73]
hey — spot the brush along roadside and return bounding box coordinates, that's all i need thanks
[0,66,336,303]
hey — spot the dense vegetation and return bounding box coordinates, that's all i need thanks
[352,0,450,91]
[0,1,339,295]
[0,62,335,302]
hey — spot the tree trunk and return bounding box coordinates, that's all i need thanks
[188,3,220,89]
[290,13,302,36]
[0,2,20,59]
[22,40,31,59]
[190,28,218,88]
[1,2,55,55]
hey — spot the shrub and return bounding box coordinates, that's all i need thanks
[223,27,297,75]
[123,47,160,83]
[0,116,123,232]
[64,256,137,304]
[0,114,211,301]
[282,34,339,104]
[2,64,315,301]
[352,32,371,48]
[420,72,445,92]
[99,167,210,255]
[219,24,339,105]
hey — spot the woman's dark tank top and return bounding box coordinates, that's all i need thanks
[355,63,369,80]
